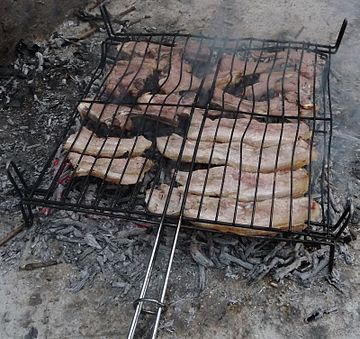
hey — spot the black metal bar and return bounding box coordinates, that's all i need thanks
[8,33,349,236]
[333,202,353,239]
[331,19,348,54]
[100,3,115,38]
[6,161,29,198]
[6,161,34,227]
[328,244,335,273]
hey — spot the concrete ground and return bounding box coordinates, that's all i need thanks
[1,0,360,338]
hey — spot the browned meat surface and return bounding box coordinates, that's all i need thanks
[157,133,314,172]
[159,56,201,94]
[77,101,135,130]
[105,59,156,98]
[78,97,184,129]
[176,166,309,201]
[146,184,320,236]
[182,41,211,61]
[188,113,310,147]
[211,88,312,117]
[64,127,152,158]
[137,92,198,122]
[202,70,243,91]
[219,54,274,75]
[68,153,154,185]
[251,50,324,66]
[244,72,313,107]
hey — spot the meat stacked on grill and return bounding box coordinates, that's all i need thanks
[64,39,322,235]
[64,127,154,185]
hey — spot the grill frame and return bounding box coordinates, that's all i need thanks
[6,6,352,338]
[8,30,350,240]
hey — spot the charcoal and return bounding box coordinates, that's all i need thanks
[84,233,102,250]
[263,241,286,263]
[198,265,206,290]
[325,269,347,294]
[212,235,239,246]
[273,256,309,281]
[219,250,253,270]
[248,257,286,283]
[337,243,355,265]
[190,243,214,268]
[305,307,338,323]
[294,257,329,281]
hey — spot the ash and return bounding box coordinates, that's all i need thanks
[1,208,354,296]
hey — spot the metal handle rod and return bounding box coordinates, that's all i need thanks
[127,215,183,339]
[151,217,183,338]
[127,218,167,338]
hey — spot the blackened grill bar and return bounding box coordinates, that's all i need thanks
[6,6,351,339]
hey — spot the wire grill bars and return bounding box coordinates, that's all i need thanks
[8,29,350,236]
[6,7,352,339]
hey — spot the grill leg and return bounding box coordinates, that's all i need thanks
[328,243,335,274]
[6,161,34,228]
[20,203,34,228]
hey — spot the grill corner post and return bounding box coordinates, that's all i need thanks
[6,160,34,228]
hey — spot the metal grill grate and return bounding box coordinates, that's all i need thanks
[6,5,352,338]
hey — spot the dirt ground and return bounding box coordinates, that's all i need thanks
[1,0,360,338]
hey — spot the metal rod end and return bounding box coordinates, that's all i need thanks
[333,19,348,53]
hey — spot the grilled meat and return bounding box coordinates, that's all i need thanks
[137,92,198,122]
[105,59,156,98]
[244,72,313,108]
[251,50,323,66]
[159,58,202,94]
[77,101,134,130]
[211,88,312,117]
[175,166,309,201]
[68,152,154,185]
[118,41,173,58]
[64,127,152,158]
[188,113,310,147]
[146,184,320,235]
[78,97,184,129]
[219,54,275,75]
[157,133,315,172]
[219,54,314,79]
